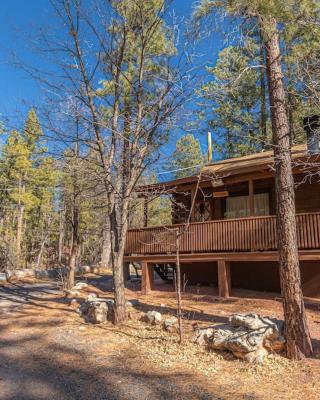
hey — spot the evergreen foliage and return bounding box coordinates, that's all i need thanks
[170,134,205,178]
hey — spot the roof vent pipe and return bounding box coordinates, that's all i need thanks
[303,115,320,154]
[207,131,212,163]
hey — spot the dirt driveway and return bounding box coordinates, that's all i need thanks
[0,279,320,400]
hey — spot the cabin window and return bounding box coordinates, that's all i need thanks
[194,199,212,222]
[225,193,269,219]
[225,195,249,219]
[254,193,270,216]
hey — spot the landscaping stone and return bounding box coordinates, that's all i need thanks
[141,311,162,325]
[74,282,88,290]
[0,273,7,282]
[86,293,98,301]
[70,298,79,307]
[80,300,107,324]
[194,313,285,364]
[163,316,178,333]
[65,289,81,298]
[193,328,215,346]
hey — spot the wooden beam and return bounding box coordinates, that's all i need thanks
[248,179,255,216]
[141,262,154,295]
[218,260,231,298]
[124,250,320,264]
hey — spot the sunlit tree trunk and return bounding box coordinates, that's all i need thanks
[16,180,25,268]
[263,16,313,359]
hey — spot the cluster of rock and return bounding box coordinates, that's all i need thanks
[72,284,284,365]
[78,292,139,324]
[65,281,89,299]
[5,265,105,282]
[79,294,115,324]
[194,313,285,364]
[141,311,179,333]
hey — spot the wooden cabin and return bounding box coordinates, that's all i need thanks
[124,144,320,298]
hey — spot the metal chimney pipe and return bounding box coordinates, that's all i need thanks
[207,131,212,162]
[303,115,320,154]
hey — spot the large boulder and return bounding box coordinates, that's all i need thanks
[141,311,162,325]
[79,299,114,324]
[194,313,285,364]
[163,316,179,333]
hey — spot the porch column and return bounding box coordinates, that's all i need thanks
[248,179,255,216]
[143,196,148,227]
[141,262,154,294]
[218,260,231,298]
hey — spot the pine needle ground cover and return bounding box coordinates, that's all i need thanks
[0,276,319,400]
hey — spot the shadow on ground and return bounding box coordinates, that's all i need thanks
[0,281,265,400]
[0,318,261,400]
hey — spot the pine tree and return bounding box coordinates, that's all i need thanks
[169,134,205,178]
[0,110,57,269]
[202,44,266,157]
[194,0,315,360]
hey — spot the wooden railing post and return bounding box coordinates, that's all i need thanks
[218,260,231,298]
[141,262,154,295]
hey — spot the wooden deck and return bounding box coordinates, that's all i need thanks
[125,212,320,257]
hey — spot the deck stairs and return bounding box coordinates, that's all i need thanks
[154,264,175,282]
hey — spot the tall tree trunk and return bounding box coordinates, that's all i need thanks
[175,230,183,344]
[16,181,25,268]
[67,118,80,290]
[263,16,313,359]
[58,205,66,264]
[101,216,111,268]
[259,28,268,149]
[67,204,79,289]
[110,200,128,324]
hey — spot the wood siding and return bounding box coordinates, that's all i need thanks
[125,212,320,255]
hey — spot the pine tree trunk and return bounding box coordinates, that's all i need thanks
[110,203,127,324]
[259,28,268,149]
[58,206,65,264]
[263,16,313,359]
[16,182,25,268]
[176,231,183,344]
[67,205,79,290]
[67,243,78,289]
[101,217,111,268]
[113,249,127,324]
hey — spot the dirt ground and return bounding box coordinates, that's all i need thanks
[0,274,320,400]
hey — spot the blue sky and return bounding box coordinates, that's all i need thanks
[0,0,224,171]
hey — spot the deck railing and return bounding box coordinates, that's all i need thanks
[125,212,320,255]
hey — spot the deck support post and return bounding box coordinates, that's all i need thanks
[141,262,154,295]
[218,260,231,298]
